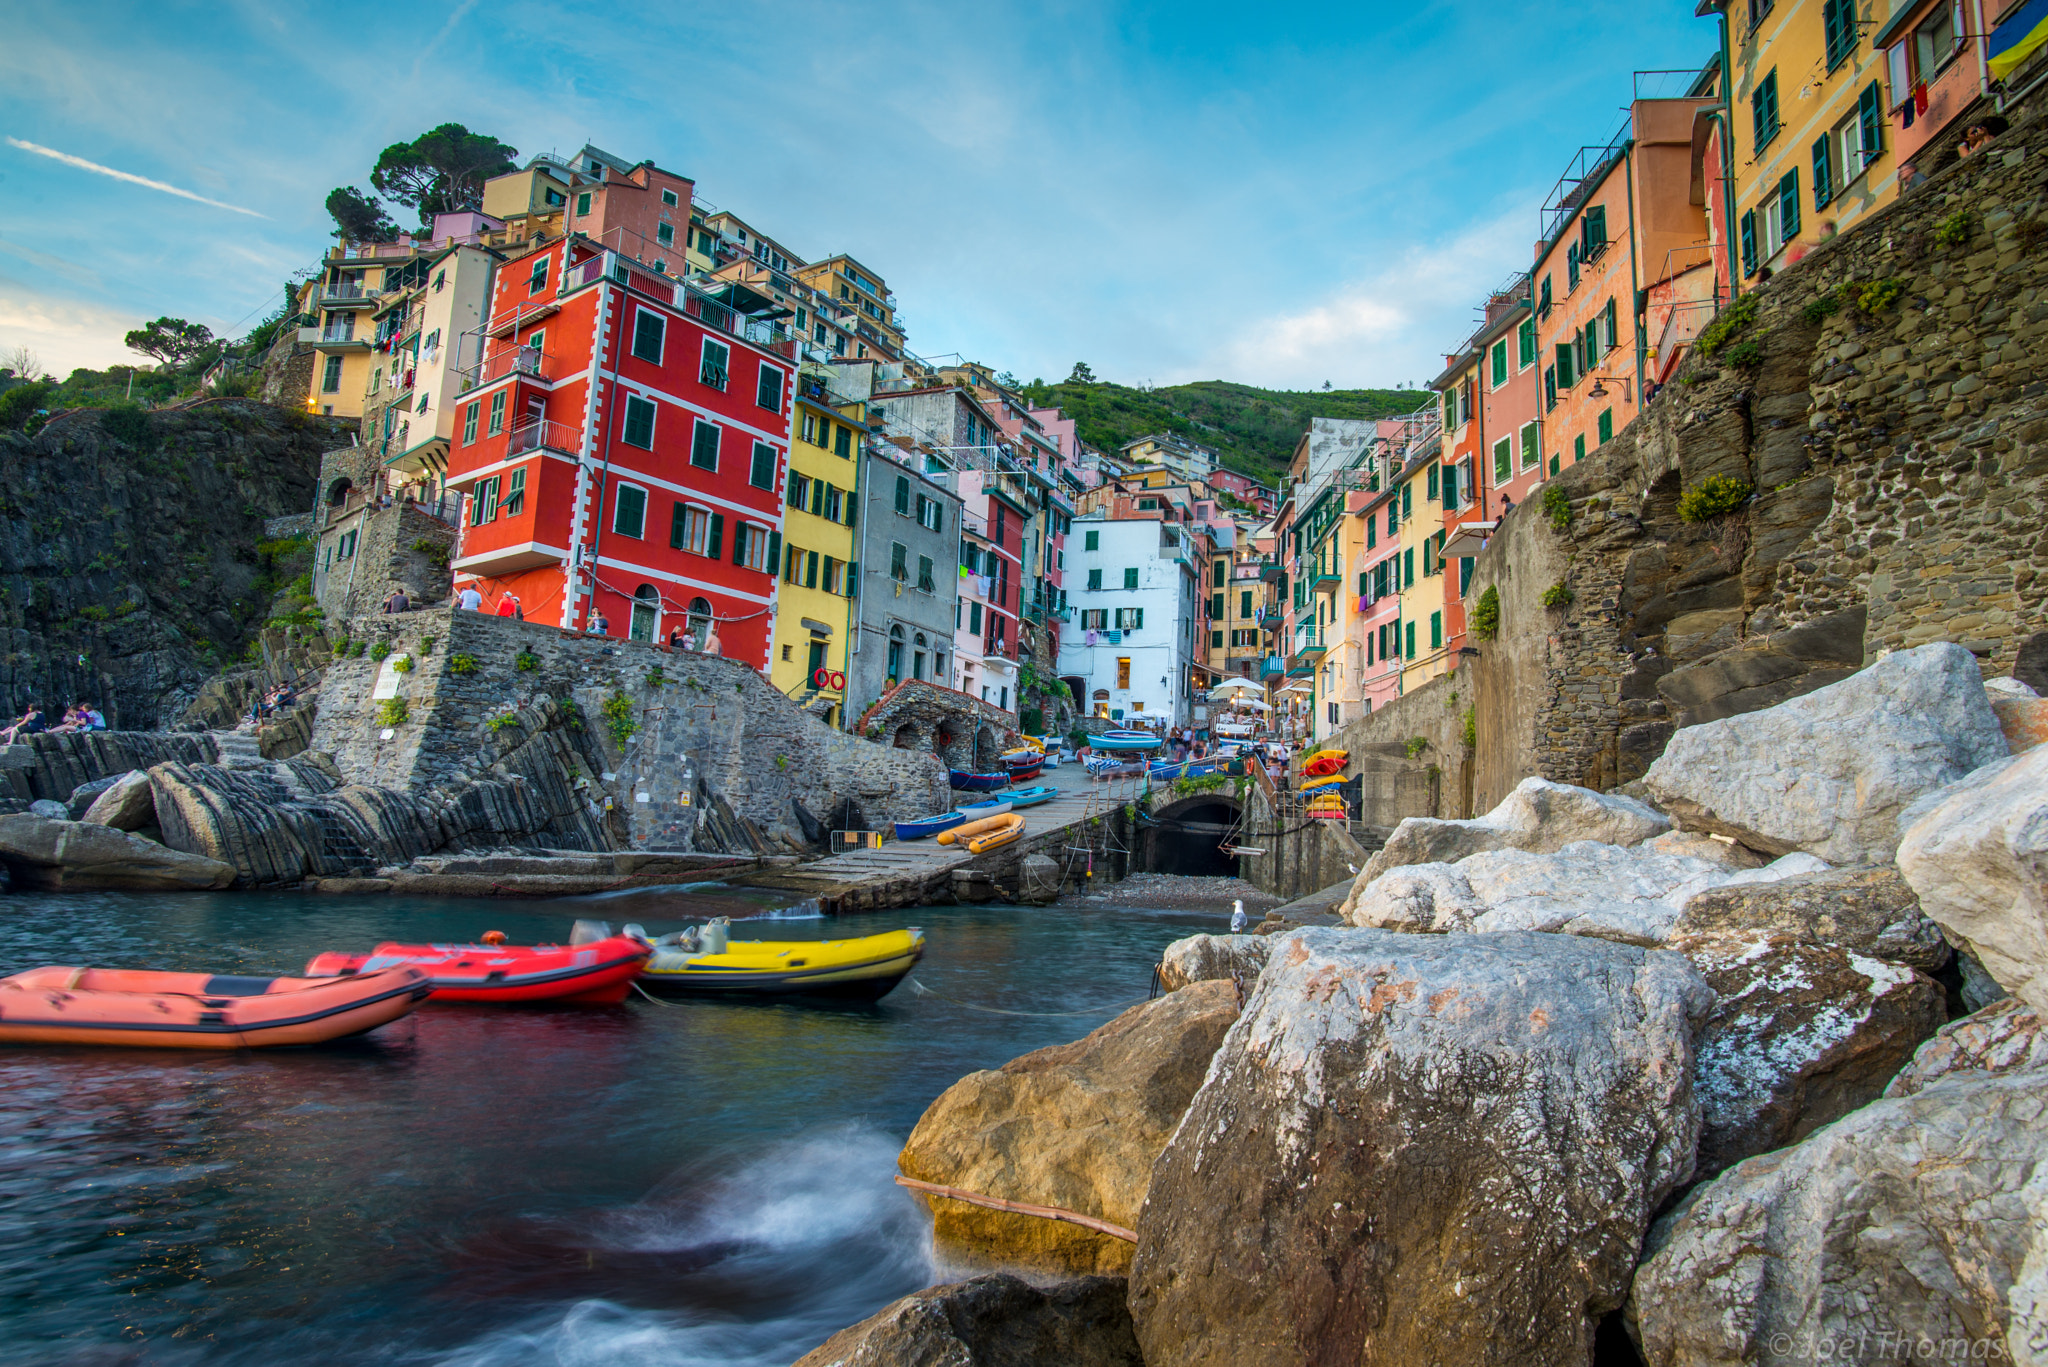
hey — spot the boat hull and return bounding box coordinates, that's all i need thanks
[948,771,1010,791]
[964,814,1025,854]
[895,811,966,841]
[1091,731,1164,752]
[304,937,651,1005]
[1004,785,1059,808]
[639,931,925,1002]
[0,965,430,1049]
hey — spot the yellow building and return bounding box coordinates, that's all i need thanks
[479,161,572,240]
[298,246,397,419]
[769,369,863,725]
[793,254,904,360]
[1395,441,1451,693]
[1703,0,1897,281]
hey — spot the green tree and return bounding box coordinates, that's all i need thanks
[1067,361,1097,384]
[325,186,400,242]
[124,317,218,369]
[370,124,517,221]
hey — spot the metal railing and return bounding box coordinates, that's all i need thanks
[506,417,581,455]
[463,346,554,392]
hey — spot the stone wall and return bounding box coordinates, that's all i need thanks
[1234,781,1376,901]
[313,608,951,853]
[312,450,456,622]
[1431,91,2048,811]
[1311,671,1476,825]
[851,678,1023,772]
[0,731,219,803]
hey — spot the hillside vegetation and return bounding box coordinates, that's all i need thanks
[1018,378,1426,483]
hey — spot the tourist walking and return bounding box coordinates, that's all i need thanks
[495,594,519,618]
[456,585,483,611]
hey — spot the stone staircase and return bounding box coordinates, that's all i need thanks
[209,730,267,771]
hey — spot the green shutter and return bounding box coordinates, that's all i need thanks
[1556,342,1575,389]
[1405,620,1415,659]
[1858,82,1884,161]
[1518,317,1536,367]
[1491,339,1508,386]
[1367,516,1377,549]
[1740,209,1759,276]
[1241,590,1252,617]
[1427,464,1439,501]
[766,531,780,573]
[1404,547,1414,587]
[1401,483,1412,518]
[894,476,909,514]
[707,513,723,558]
[1813,135,1834,209]
[1574,433,1587,463]
[1779,169,1801,241]
[623,397,655,448]
[843,561,857,594]
[670,500,687,549]
[1603,298,1618,352]
[1598,409,1614,444]
[1431,611,1442,650]
[733,523,748,565]
[1213,558,1226,586]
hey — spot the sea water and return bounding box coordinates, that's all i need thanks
[0,885,1215,1365]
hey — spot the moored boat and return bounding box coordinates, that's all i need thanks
[1005,757,1045,781]
[895,810,966,841]
[639,922,926,1001]
[1084,755,1146,778]
[937,812,1015,846]
[1091,730,1165,752]
[961,813,1024,854]
[0,964,431,1049]
[954,796,1014,820]
[1004,785,1059,808]
[948,770,1010,791]
[304,924,651,1005]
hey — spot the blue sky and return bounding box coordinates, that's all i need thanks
[1,1,1715,390]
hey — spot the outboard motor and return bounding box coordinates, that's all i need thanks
[620,923,650,944]
[569,919,613,945]
[700,917,731,954]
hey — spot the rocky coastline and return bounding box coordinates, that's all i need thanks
[805,641,2048,1366]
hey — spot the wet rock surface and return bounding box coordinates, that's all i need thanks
[791,1273,1143,1367]
[898,980,1238,1276]
[0,813,233,890]
[1129,928,1711,1367]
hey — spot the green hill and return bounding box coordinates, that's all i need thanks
[1017,378,1426,484]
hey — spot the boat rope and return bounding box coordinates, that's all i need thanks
[629,981,686,1007]
[893,1176,1137,1242]
[906,978,1148,1018]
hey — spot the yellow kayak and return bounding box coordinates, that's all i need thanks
[639,924,925,1001]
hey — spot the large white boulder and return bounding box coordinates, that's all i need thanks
[1128,927,1712,1367]
[1156,933,1272,992]
[1897,744,2048,1010]
[1643,642,2009,866]
[1670,863,1950,969]
[1347,777,1670,898]
[1632,1048,2048,1365]
[1346,839,1828,947]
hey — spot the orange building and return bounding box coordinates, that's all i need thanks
[1533,88,1716,477]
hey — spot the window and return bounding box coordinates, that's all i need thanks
[1403,546,1414,588]
[789,471,811,510]
[1116,657,1131,690]
[1240,590,1253,617]
[1517,317,1537,369]
[801,412,818,445]
[1823,0,1857,68]
[1211,629,1225,649]
[471,476,499,525]
[1084,529,1100,551]
[1741,208,1760,277]
[1778,168,1802,245]
[672,503,714,555]
[1494,436,1513,482]
[917,495,942,532]
[737,523,775,572]
[1567,242,1581,292]
[1856,81,1885,169]
[631,309,664,364]
[690,419,719,470]
[459,402,480,446]
[1598,408,1614,445]
[894,475,911,516]
[1555,341,1576,390]
[890,541,908,581]
[969,601,983,633]
[1575,433,1587,464]
[1520,421,1540,470]
[1544,365,1558,411]
[1123,567,1139,590]
[917,555,936,592]
[614,484,647,538]
[700,339,730,390]
[1087,568,1102,591]
[1580,204,1608,262]
[575,191,592,216]
[623,395,656,449]
[1211,593,1225,618]
[1537,273,1552,317]
[1401,482,1412,519]
[1081,608,1107,629]
[545,188,564,207]
[322,356,342,393]
[528,258,549,294]
[1912,3,1962,80]
[1405,620,1416,660]
[827,485,846,524]
[1116,607,1144,630]
[656,222,674,247]
[833,423,852,457]
[660,187,679,207]
[1430,611,1443,651]
[756,364,783,411]
[1602,297,1619,353]
[1427,464,1440,502]
[1490,338,1509,388]
[1752,69,1781,151]
[750,441,776,489]
[487,391,506,435]
[503,466,526,517]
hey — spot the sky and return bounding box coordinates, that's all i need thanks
[0,1,1716,392]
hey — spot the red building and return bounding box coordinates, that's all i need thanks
[445,237,796,668]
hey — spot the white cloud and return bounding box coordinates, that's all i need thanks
[1191,205,1539,390]
[5,138,268,218]
[0,284,145,376]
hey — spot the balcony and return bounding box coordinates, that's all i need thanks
[1290,626,1327,666]
[506,417,581,457]
[1258,606,1285,626]
[1259,654,1285,680]
[484,298,560,340]
[462,345,555,394]
[1313,566,1341,591]
[319,282,378,309]
[311,326,370,352]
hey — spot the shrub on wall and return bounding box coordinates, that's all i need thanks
[369,641,391,662]
[1676,474,1754,522]
[448,652,478,675]
[601,691,638,745]
[1542,484,1573,532]
[375,698,408,727]
[390,653,413,674]
[1695,293,1759,358]
[1471,585,1501,640]
[514,648,540,672]
[1540,581,1574,609]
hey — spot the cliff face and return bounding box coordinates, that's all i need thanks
[0,400,352,728]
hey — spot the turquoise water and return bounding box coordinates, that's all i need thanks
[0,885,1219,1365]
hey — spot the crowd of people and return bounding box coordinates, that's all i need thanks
[0,701,106,744]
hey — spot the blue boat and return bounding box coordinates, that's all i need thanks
[1004,785,1060,808]
[955,796,1014,819]
[1091,730,1164,752]
[1149,758,1224,780]
[949,770,1010,791]
[894,810,966,841]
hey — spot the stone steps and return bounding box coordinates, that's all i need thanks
[209,730,267,771]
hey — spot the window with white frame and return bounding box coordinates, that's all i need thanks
[700,338,730,390]
[739,524,771,571]
[672,503,712,555]
[613,483,647,538]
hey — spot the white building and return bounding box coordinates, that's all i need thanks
[1056,513,1201,728]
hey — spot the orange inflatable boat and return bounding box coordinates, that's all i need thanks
[0,965,431,1049]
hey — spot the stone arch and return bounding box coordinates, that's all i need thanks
[1141,794,1245,878]
[974,724,1000,770]
[326,477,353,506]
[687,596,713,640]
[891,722,921,750]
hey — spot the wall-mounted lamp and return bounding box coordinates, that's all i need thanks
[1586,374,1634,402]
[1458,647,1483,659]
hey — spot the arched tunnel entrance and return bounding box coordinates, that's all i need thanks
[1138,796,1243,878]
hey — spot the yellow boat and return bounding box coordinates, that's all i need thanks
[638,921,925,1001]
[938,813,1013,846]
[964,813,1024,854]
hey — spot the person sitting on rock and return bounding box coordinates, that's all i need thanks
[45,704,87,735]
[1,706,47,745]
[587,609,610,635]
[383,587,411,614]
[79,703,106,731]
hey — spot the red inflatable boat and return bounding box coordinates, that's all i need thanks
[0,965,431,1049]
[304,926,652,1005]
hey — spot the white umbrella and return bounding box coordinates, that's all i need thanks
[1232,698,1273,711]
[1208,678,1262,698]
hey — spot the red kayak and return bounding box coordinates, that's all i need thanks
[303,928,651,1005]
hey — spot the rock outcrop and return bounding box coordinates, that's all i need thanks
[1345,839,1827,946]
[79,769,156,830]
[0,814,233,890]
[1352,777,1670,887]
[792,1273,1143,1367]
[1643,643,2009,865]
[1897,743,2048,1010]
[899,980,1238,1276]
[1155,933,1272,992]
[1989,679,2048,755]
[1886,997,2047,1098]
[1631,1065,2048,1366]
[1128,928,1712,1367]
[1670,862,1950,969]
[1679,932,1945,1177]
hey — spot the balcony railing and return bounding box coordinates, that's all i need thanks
[319,282,376,305]
[463,346,554,393]
[318,325,361,344]
[506,417,582,456]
